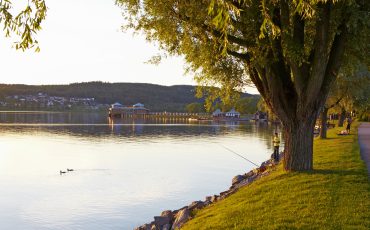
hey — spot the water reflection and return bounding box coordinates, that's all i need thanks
[0,112,279,149]
[0,112,281,229]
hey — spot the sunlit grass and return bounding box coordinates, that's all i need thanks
[183,122,370,230]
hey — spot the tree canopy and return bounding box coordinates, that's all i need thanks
[185,102,205,113]
[0,0,47,51]
[116,0,370,171]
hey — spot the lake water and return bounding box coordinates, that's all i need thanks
[0,111,279,229]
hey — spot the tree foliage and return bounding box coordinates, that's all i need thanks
[185,102,205,113]
[0,0,47,51]
[330,65,369,110]
[319,63,369,137]
[116,0,370,171]
[235,96,259,114]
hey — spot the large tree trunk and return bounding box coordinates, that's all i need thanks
[320,107,329,138]
[283,117,316,171]
[338,108,346,127]
[243,3,347,172]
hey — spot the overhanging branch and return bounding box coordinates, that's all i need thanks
[227,49,251,62]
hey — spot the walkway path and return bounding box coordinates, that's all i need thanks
[358,123,370,178]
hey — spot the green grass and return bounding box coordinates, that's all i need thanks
[182,122,370,230]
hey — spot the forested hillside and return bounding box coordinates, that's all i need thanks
[0,82,256,112]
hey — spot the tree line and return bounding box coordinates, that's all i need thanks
[0,82,256,112]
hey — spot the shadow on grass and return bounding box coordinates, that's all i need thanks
[316,137,340,141]
[266,166,364,182]
[325,137,341,139]
[302,169,362,176]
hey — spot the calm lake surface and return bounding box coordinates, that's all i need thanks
[0,111,280,229]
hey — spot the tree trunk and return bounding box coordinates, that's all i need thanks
[319,107,329,139]
[283,118,316,171]
[338,108,346,127]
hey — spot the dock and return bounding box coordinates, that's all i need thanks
[108,107,208,119]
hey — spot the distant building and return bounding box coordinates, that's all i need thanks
[133,103,144,108]
[132,103,149,114]
[111,102,124,109]
[212,108,241,119]
[254,111,267,120]
[212,109,224,117]
[109,102,150,118]
[47,101,54,107]
[225,108,240,118]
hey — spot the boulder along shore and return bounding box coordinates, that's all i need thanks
[135,152,284,230]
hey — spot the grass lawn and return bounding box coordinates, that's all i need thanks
[182,122,370,230]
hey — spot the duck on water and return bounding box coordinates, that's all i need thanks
[60,169,74,175]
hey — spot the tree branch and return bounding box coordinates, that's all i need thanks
[226,49,251,62]
[328,95,345,109]
[317,24,348,107]
[293,14,304,47]
[248,66,266,98]
[306,2,332,103]
[205,24,255,48]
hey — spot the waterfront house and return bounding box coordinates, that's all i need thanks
[254,111,267,121]
[109,102,150,118]
[111,102,124,109]
[225,108,241,118]
[132,103,149,114]
[212,109,224,118]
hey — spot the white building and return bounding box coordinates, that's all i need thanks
[133,103,144,108]
[111,102,124,108]
[212,109,223,117]
[225,108,240,118]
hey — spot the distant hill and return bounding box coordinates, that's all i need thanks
[0,82,256,112]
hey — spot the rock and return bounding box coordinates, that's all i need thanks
[160,210,174,222]
[220,190,229,197]
[162,224,171,230]
[172,206,187,217]
[203,200,211,206]
[234,179,249,189]
[232,175,244,185]
[171,208,190,230]
[136,154,279,230]
[211,195,218,203]
[259,165,267,173]
[153,216,171,228]
[244,170,254,178]
[261,171,270,177]
[134,223,151,230]
[172,210,179,217]
[229,188,237,195]
[221,187,238,200]
[188,201,205,211]
[248,174,258,183]
[260,160,270,167]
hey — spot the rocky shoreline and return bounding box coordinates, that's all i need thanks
[135,153,283,230]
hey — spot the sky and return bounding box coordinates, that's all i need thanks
[0,0,258,93]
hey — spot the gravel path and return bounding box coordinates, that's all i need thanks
[358,123,370,178]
